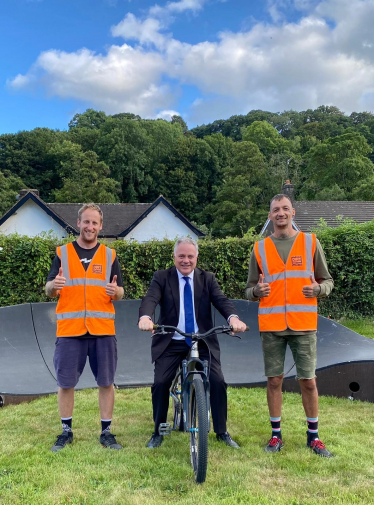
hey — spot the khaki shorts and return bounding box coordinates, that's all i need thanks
[261,332,317,380]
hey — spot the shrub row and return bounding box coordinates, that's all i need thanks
[0,221,373,319]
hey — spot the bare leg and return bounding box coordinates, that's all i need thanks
[299,378,318,418]
[267,375,284,417]
[98,384,115,420]
[58,387,74,418]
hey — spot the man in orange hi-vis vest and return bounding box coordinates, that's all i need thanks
[45,203,124,452]
[245,194,334,457]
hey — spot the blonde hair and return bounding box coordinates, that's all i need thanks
[78,203,103,223]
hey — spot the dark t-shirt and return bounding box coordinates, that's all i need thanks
[47,241,123,287]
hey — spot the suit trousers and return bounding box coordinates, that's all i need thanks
[151,339,228,434]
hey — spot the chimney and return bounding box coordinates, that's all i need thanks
[17,189,40,200]
[282,180,294,203]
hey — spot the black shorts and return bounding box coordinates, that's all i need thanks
[53,336,117,389]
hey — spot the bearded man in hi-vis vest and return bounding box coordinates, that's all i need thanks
[45,203,124,452]
[245,194,334,457]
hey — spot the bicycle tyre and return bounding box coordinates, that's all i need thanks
[189,376,208,484]
[172,373,184,431]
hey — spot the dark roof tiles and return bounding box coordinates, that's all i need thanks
[47,202,152,237]
[294,201,374,231]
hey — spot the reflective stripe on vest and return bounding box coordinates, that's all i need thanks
[255,232,317,332]
[56,243,116,336]
[56,311,116,320]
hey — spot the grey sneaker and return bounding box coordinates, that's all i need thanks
[51,431,73,452]
[264,436,283,453]
[307,438,333,458]
[100,432,122,450]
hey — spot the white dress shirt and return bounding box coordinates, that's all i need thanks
[173,270,199,340]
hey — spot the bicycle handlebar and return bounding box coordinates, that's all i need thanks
[152,324,249,339]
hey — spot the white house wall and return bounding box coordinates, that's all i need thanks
[0,200,67,238]
[125,203,199,242]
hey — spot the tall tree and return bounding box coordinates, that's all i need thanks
[209,141,266,237]
[94,118,151,202]
[68,109,107,130]
[52,147,120,203]
[303,132,373,199]
[242,121,290,160]
[0,170,24,215]
[0,128,67,200]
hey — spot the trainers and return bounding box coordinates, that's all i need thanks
[264,436,283,453]
[307,438,333,458]
[100,432,122,450]
[146,433,163,448]
[216,432,240,448]
[51,431,73,452]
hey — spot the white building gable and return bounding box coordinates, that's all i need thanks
[0,199,67,239]
[124,202,199,242]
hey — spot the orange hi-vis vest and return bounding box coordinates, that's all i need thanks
[254,232,318,332]
[56,243,116,337]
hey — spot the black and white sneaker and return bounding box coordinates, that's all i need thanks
[51,431,73,452]
[100,432,122,450]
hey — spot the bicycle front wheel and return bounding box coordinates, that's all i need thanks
[189,376,208,484]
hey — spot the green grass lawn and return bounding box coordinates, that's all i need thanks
[1,386,374,505]
[339,317,374,339]
[1,317,373,505]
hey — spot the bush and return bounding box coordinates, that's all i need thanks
[1,222,373,319]
[0,235,255,306]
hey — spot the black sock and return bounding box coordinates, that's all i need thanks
[307,417,319,443]
[61,417,72,432]
[101,419,112,433]
[270,416,282,440]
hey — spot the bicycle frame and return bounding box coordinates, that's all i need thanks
[170,340,211,433]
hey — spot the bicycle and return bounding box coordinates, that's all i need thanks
[152,324,246,484]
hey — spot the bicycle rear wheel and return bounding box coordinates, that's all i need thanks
[189,376,208,484]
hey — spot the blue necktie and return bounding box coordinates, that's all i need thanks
[183,276,194,347]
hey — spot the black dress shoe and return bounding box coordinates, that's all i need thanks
[146,433,164,448]
[216,432,240,448]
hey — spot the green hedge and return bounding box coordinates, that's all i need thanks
[0,234,254,307]
[1,222,373,318]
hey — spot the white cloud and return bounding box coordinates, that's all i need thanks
[111,13,167,48]
[156,109,180,120]
[149,0,206,17]
[10,45,171,117]
[8,0,374,123]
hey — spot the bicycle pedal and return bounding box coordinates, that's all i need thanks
[158,423,172,436]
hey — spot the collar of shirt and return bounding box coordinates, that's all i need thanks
[176,269,194,284]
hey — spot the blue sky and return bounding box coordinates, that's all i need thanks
[1,0,374,134]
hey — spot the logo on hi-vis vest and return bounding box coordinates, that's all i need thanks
[291,256,303,266]
[92,264,103,274]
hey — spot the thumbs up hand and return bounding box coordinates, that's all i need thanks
[54,266,66,291]
[302,274,321,298]
[106,274,118,298]
[253,273,271,298]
